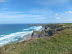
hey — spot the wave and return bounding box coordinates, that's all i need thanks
[0,26,42,47]
[23,26,42,31]
[0,35,4,36]
[23,29,29,30]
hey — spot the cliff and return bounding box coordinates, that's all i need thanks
[31,24,67,38]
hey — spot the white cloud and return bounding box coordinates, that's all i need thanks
[65,11,72,14]
[36,0,70,6]
[54,14,59,16]
[54,11,72,20]
[0,12,24,15]
[29,9,53,15]
[0,0,5,2]
[0,11,47,20]
[56,17,61,19]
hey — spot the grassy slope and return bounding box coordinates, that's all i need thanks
[0,24,72,54]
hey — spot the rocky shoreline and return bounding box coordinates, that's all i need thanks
[24,26,43,41]
[31,24,68,38]
[1,24,69,47]
[25,24,66,40]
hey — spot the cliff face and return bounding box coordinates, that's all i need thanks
[31,24,67,38]
[31,31,40,38]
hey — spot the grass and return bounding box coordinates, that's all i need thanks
[0,24,72,54]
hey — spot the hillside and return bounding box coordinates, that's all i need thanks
[0,23,72,54]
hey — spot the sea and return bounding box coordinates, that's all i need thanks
[0,24,42,47]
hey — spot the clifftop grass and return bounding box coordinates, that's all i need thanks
[0,23,72,54]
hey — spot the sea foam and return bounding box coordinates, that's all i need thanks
[0,26,42,47]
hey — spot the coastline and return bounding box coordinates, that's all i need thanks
[22,25,43,41]
[0,23,72,54]
[0,24,66,47]
[0,25,43,47]
[0,24,65,47]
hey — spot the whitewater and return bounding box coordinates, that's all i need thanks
[0,24,42,47]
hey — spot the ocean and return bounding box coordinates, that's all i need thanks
[0,24,42,47]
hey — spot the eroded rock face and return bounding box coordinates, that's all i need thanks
[31,24,64,38]
[45,24,63,29]
[45,29,56,36]
[31,31,40,38]
[38,29,56,37]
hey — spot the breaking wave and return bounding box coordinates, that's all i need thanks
[0,26,42,47]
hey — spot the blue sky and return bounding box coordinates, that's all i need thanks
[0,0,72,24]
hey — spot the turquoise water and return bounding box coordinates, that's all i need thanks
[0,24,42,47]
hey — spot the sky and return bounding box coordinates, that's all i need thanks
[0,0,72,24]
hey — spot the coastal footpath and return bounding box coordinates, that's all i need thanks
[0,23,72,54]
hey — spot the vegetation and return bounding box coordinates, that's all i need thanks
[0,23,72,54]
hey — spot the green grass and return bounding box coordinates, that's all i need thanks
[0,24,72,54]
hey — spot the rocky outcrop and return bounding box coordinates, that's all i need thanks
[44,24,63,29]
[31,24,67,38]
[31,31,40,38]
